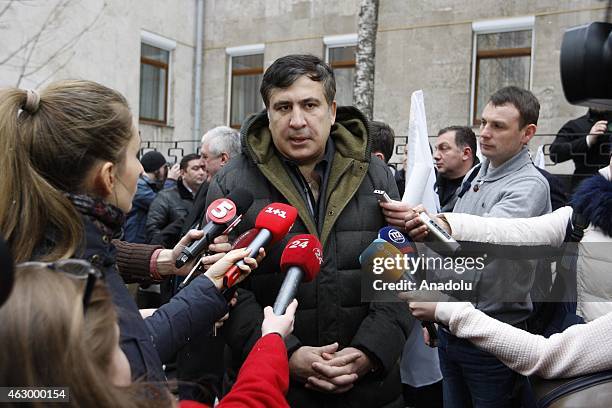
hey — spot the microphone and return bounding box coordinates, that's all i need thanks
[175,189,254,268]
[222,203,298,290]
[418,212,461,255]
[359,239,406,282]
[231,228,261,250]
[377,227,439,347]
[378,226,419,255]
[273,234,322,315]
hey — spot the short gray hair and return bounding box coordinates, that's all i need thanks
[200,126,241,158]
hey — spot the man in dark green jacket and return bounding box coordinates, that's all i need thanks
[208,55,410,407]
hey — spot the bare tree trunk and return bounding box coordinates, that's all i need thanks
[353,0,379,120]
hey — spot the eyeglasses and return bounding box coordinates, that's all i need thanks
[16,259,103,315]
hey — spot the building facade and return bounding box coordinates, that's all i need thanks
[0,0,201,159]
[1,0,607,173]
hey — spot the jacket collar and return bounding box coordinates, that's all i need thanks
[476,146,533,183]
[177,178,195,200]
[240,106,372,166]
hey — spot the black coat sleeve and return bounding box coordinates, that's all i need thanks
[550,120,589,163]
[144,275,228,364]
[350,162,411,375]
[146,193,171,245]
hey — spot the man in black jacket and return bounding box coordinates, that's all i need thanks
[209,55,411,407]
[146,153,206,248]
[550,108,612,193]
[433,126,478,212]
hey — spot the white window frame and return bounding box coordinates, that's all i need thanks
[324,34,357,106]
[225,44,265,127]
[140,31,176,126]
[469,16,535,124]
[323,33,358,63]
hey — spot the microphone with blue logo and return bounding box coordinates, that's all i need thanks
[378,226,439,348]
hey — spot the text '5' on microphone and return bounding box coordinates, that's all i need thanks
[273,234,323,315]
[222,203,298,290]
[175,189,254,269]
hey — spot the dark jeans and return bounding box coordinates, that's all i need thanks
[402,381,443,408]
[438,329,523,408]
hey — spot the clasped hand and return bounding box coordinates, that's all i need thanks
[289,343,374,394]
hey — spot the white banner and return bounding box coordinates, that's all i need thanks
[402,90,440,213]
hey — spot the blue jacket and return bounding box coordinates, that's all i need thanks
[124,176,175,243]
[81,214,228,381]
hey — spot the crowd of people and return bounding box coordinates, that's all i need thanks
[0,52,611,408]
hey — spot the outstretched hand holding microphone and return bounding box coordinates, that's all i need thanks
[262,234,323,345]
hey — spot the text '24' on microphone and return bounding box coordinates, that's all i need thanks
[378,226,439,348]
[175,188,254,269]
[273,234,323,315]
[222,203,298,297]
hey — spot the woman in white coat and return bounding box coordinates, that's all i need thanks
[404,159,612,379]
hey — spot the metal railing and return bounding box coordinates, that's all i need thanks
[141,133,609,173]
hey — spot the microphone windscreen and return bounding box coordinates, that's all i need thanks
[227,188,254,215]
[280,234,322,282]
[378,226,418,256]
[255,203,298,244]
[359,240,404,282]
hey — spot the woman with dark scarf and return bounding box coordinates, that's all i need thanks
[0,81,273,386]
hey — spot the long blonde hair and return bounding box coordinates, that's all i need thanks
[0,265,171,407]
[0,80,134,262]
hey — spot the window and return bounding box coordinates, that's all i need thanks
[471,17,534,124]
[227,44,264,129]
[324,34,357,107]
[139,31,175,125]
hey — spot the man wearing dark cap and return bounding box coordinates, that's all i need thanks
[124,151,179,243]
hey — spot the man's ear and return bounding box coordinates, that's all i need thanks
[373,152,386,162]
[220,152,230,165]
[462,147,472,161]
[521,124,537,144]
[329,100,337,124]
[90,161,116,198]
